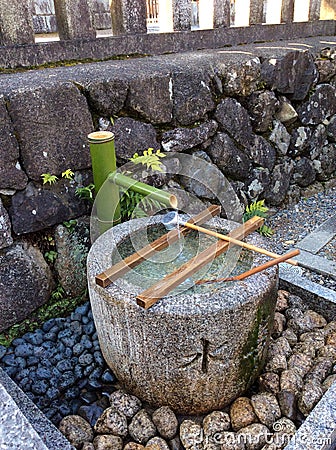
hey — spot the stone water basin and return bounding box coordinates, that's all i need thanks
[87,215,278,414]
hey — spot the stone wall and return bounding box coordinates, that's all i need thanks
[0,37,336,331]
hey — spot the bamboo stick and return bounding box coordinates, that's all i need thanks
[95,205,221,287]
[196,249,300,284]
[181,222,298,266]
[109,172,178,209]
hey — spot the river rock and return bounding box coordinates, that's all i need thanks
[237,423,270,450]
[326,331,336,346]
[272,313,286,339]
[269,121,290,156]
[230,397,258,431]
[109,390,142,419]
[259,372,280,394]
[280,370,303,396]
[287,353,313,378]
[203,411,231,440]
[305,357,333,383]
[172,70,215,125]
[322,374,336,391]
[85,78,128,116]
[146,436,170,449]
[300,330,325,349]
[0,242,54,332]
[82,443,95,450]
[168,436,184,450]
[93,434,123,450]
[0,96,28,190]
[152,406,178,440]
[251,393,281,428]
[129,410,157,445]
[59,415,93,449]
[162,121,217,153]
[207,132,252,181]
[274,97,298,124]
[289,127,312,157]
[112,117,160,164]
[215,98,253,148]
[271,417,296,448]
[0,199,13,249]
[298,381,323,416]
[247,90,279,133]
[179,420,203,449]
[246,135,276,171]
[261,50,317,101]
[275,291,289,312]
[277,390,297,421]
[54,218,90,297]
[292,157,316,187]
[297,84,336,125]
[7,83,93,181]
[10,175,91,235]
[94,406,128,436]
[287,309,327,334]
[281,329,297,347]
[124,444,145,450]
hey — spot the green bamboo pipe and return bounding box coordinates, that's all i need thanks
[88,131,121,233]
[108,172,178,209]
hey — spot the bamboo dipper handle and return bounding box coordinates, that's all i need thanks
[183,222,299,266]
[196,249,300,285]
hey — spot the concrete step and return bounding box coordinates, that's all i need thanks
[296,215,336,254]
[0,367,74,450]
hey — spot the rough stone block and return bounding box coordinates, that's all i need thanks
[207,132,252,181]
[172,0,192,30]
[162,121,218,153]
[247,90,279,133]
[297,84,336,125]
[0,97,28,190]
[7,83,93,181]
[0,242,54,332]
[55,218,90,297]
[127,73,173,124]
[246,135,276,171]
[215,98,253,148]
[85,78,128,116]
[172,71,215,126]
[264,160,294,205]
[221,57,261,97]
[111,117,160,164]
[0,199,13,249]
[261,51,318,101]
[9,175,92,235]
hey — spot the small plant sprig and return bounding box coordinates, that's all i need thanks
[41,173,58,185]
[243,200,274,237]
[44,250,57,264]
[63,219,77,233]
[75,183,95,202]
[130,148,166,172]
[41,168,74,185]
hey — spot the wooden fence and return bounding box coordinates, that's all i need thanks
[0,0,335,69]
